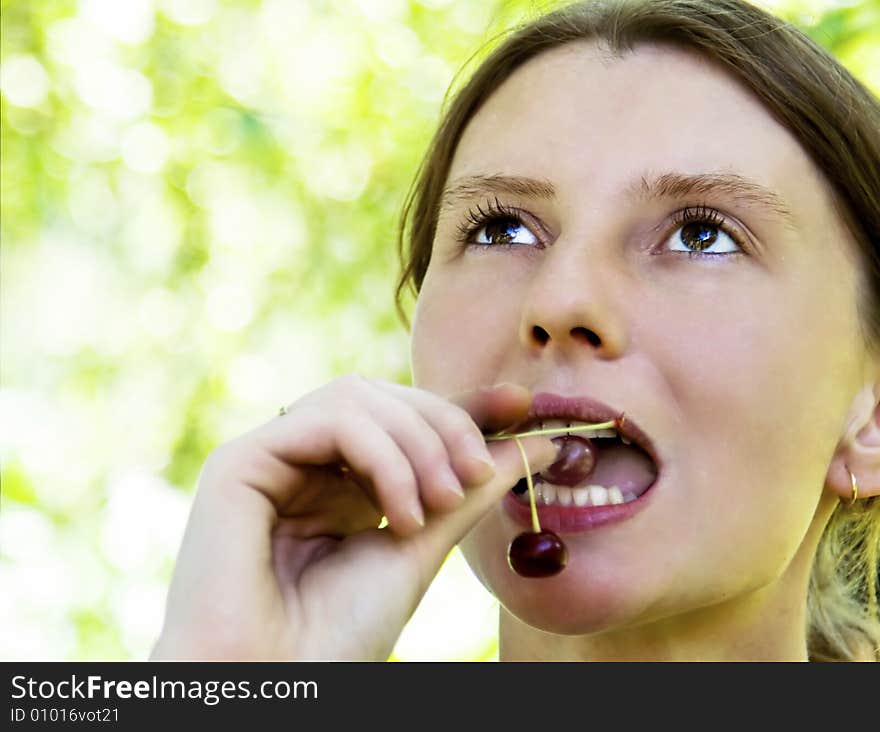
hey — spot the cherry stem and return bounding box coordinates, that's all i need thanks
[511,436,541,533]
[484,419,618,442]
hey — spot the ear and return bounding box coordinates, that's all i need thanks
[826,381,880,503]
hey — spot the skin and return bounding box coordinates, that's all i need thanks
[409,40,880,661]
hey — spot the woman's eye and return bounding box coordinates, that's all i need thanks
[664,216,745,257]
[472,216,538,247]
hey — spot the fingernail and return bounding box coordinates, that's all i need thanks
[409,502,425,527]
[440,465,465,498]
[463,433,494,466]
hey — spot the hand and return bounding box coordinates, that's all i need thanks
[149,376,557,660]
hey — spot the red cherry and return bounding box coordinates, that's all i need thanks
[507,530,568,577]
[538,435,596,487]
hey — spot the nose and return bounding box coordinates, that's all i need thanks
[519,245,628,360]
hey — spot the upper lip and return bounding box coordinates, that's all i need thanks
[509,391,662,473]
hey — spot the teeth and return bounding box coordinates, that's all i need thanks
[515,483,637,507]
[572,487,590,506]
[557,486,573,506]
[620,436,631,445]
[589,485,609,506]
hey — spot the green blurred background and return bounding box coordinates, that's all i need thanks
[2,0,878,661]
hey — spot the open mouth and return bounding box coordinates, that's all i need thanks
[495,392,663,510]
[509,419,659,507]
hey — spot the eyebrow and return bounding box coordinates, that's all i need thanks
[440,171,797,230]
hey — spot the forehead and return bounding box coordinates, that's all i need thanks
[449,41,830,219]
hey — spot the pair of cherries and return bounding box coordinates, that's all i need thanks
[492,419,623,578]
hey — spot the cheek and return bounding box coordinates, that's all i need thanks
[650,253,852,471]
[411,267,519,387]
[410,293,468,389]
[639,272,853,590]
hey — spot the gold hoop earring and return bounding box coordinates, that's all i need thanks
[845,466,859,505]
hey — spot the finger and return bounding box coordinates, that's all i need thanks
[403,432,559,585]
[353,385,467,514]
[375,381,533,488]
[274,469,385,538]
[447,382,534,433]
[250,406,426,535]
[213,429,388,539]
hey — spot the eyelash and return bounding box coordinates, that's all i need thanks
[454,197,748,259]
[455,197,523,246]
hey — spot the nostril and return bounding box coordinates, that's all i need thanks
[532,325,550,344]
[572,327,601,346]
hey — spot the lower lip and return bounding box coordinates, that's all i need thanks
[502,478,657,533]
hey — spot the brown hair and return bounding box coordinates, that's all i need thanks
[394,0,880,660]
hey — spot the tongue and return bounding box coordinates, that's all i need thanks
[587,441,658,496]
[538,435,657,497]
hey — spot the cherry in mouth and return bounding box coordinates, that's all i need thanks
[539,434,597,486]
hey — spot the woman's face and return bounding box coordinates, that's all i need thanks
[409,41,869,635]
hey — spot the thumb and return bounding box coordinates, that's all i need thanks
[405,432,558,573]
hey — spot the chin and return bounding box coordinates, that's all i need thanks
[460,529,649,636]
[502,596,630,636]
[504,569,648,636]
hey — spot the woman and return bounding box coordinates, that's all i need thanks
[151,0,880,661]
